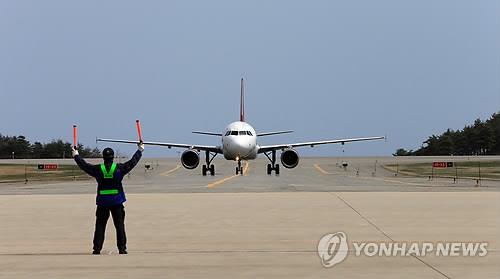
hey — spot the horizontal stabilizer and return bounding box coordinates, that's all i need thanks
[192,131,223,137]
[257,130,294,137]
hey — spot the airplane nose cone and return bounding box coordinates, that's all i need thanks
[226,138,252,158]
[236,140,251,149]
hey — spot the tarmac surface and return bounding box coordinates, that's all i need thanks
[0,156,499,278]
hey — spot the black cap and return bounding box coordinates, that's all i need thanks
[102,148,114,160]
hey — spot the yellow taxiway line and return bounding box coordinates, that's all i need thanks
[207,162,249,189]
[159,165,181,177]
[313,163,332,175]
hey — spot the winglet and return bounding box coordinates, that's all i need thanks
[240,78,245,122]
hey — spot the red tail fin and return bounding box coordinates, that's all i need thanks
[240,78,245,122]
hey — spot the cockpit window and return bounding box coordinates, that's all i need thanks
[227,130,253,136]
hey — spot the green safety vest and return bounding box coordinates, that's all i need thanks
[99,163,118,195]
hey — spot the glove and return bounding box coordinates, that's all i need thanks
[138,142,145,152]
[72,146,79,157]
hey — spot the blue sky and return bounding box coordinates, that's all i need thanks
[1,0,499,157]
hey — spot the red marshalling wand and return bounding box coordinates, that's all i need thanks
[73,125,77,148]
[136,120,143,142]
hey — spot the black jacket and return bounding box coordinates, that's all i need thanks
[74,150,142,206]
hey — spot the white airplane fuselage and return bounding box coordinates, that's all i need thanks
[222,121,258,160]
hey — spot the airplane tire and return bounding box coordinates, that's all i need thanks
[202,165,207,176]
[275,164,280,175]
[210,165,215,176]
[267,164,272,175]
[236,167,239,175]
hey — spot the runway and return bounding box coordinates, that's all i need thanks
[0,157,498,278]
[1,157,499,194]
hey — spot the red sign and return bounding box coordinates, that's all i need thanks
[432,162,454,168]
[433,162,447,168]
[38,164,58,170]
[45,164,58,170]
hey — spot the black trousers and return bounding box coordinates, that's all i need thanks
[93,204,127,252]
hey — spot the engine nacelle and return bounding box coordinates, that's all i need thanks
[181,150,200,169]
[281,149,299,169]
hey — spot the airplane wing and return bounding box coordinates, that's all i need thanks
[258,136,385,154]
[97,138,222,154]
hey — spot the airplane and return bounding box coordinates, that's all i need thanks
[97,79,384,176]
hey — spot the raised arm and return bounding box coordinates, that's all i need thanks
[73,150,98,177]
[121,144,144,175]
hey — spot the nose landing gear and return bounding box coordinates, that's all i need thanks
[235,157,243,175]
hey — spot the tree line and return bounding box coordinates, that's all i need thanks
[394,112,500,156]
[0,134,101,159]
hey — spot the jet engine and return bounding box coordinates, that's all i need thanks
[181,150,200,169]
[281,149,299,169]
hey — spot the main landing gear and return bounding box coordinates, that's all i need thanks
[235,158,243,175]
[202,150,217,176]
[264,150,280,175]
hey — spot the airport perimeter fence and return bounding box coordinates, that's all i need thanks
[0,159,161,184]
[383,160,500,186]
[0,163,89,184]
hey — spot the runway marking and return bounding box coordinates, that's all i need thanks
[354,174,449,187]
[313,164,332,175]
[207,162,249,189]
[244,162,250,177]
[159,165,181,177]
[332,193,451,279]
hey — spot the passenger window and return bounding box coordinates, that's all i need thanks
[239,131,246,136]
[231,131,238,136]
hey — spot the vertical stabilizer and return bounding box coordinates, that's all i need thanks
[240,78,245,122]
